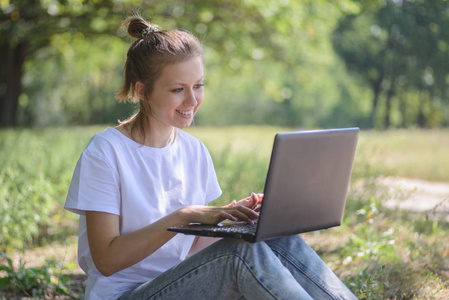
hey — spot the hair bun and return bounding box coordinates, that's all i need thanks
[122,15,158,39]
[142,24,159,38]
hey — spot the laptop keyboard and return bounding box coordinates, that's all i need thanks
[211,223,257,234]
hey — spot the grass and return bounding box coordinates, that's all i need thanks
[356,129,449,182]
[1,126,448,299]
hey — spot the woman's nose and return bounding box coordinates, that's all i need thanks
[185,89,198,106]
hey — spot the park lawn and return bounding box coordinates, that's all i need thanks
[189,126,449,183]
[355,129,449,183]
[0,126,448,299]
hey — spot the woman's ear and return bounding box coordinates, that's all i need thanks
[135,81,146,100]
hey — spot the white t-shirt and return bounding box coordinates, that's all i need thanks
[65,127,222,299]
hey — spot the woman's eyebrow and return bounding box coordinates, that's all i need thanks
[165,76,204,86]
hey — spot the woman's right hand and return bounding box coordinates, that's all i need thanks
[181,201,259,225]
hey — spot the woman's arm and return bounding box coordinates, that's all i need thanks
[86,203,259,277]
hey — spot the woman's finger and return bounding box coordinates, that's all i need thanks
[218,211,237,222]
[230,205,259,223]
[224,199,237,208]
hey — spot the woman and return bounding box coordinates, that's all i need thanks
[65,15,357,300]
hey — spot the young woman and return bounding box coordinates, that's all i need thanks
[65,15,357,300]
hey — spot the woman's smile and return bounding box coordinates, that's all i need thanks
[176,109,194,118]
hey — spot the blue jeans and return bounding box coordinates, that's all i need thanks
[118,235,357,300]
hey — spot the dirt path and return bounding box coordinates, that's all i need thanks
[379,177,449,220]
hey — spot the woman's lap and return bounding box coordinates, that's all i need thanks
[118,235,356,300]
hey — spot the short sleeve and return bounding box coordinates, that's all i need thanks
[65,149,121,216]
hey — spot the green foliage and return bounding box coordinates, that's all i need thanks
[22,34,136,126]
[0,168,53,251]
[0,127,101,252]
[338,206,449,299]
[3,0,376,129]
[345,197,397,263]
[2,0,449,129]
[1,126,449,298]
[209,148,267,206]
[332,175,449,299]
[333,0,449,129]
[345,265,387,300]
[0,253,71,298]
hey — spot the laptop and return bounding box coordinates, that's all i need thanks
[167,127,359,243]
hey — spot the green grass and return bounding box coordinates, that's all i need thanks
[1,126,448,299]
[0,126,103,252]
[356,129,449,182]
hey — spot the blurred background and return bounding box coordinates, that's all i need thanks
[1,1,449,298]
[2,0,449,130]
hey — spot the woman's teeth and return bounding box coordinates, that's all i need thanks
[177,110,192,116]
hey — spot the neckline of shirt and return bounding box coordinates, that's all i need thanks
[107,127,179,153]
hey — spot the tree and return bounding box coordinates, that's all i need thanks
[332,0,449,129]
[398,0,449,127]
[0,0,273,127]
[0,0,125,127]
[332,3,407,129]
[2,0,361,128]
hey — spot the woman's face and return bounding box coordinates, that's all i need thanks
[146,56,204,131]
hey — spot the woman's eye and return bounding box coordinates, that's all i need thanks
[195,83,204,89]
[172,88,183,93]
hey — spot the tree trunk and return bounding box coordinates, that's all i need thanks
[0,42,28,128]
[369,75,383,129]
[417,96,426,128]
[384,83,395,129]
[399,95,407,128]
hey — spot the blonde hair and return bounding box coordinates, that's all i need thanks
[117,15,203,142]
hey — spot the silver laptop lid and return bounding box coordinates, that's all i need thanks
[255,128,359,241]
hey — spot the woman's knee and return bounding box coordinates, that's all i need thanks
[265,234,305,249]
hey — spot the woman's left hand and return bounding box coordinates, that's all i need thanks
[227,192,264,212]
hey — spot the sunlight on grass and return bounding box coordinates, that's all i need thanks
[186,125,284,158]
[358,129,449,182]
[1,126,448,299]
